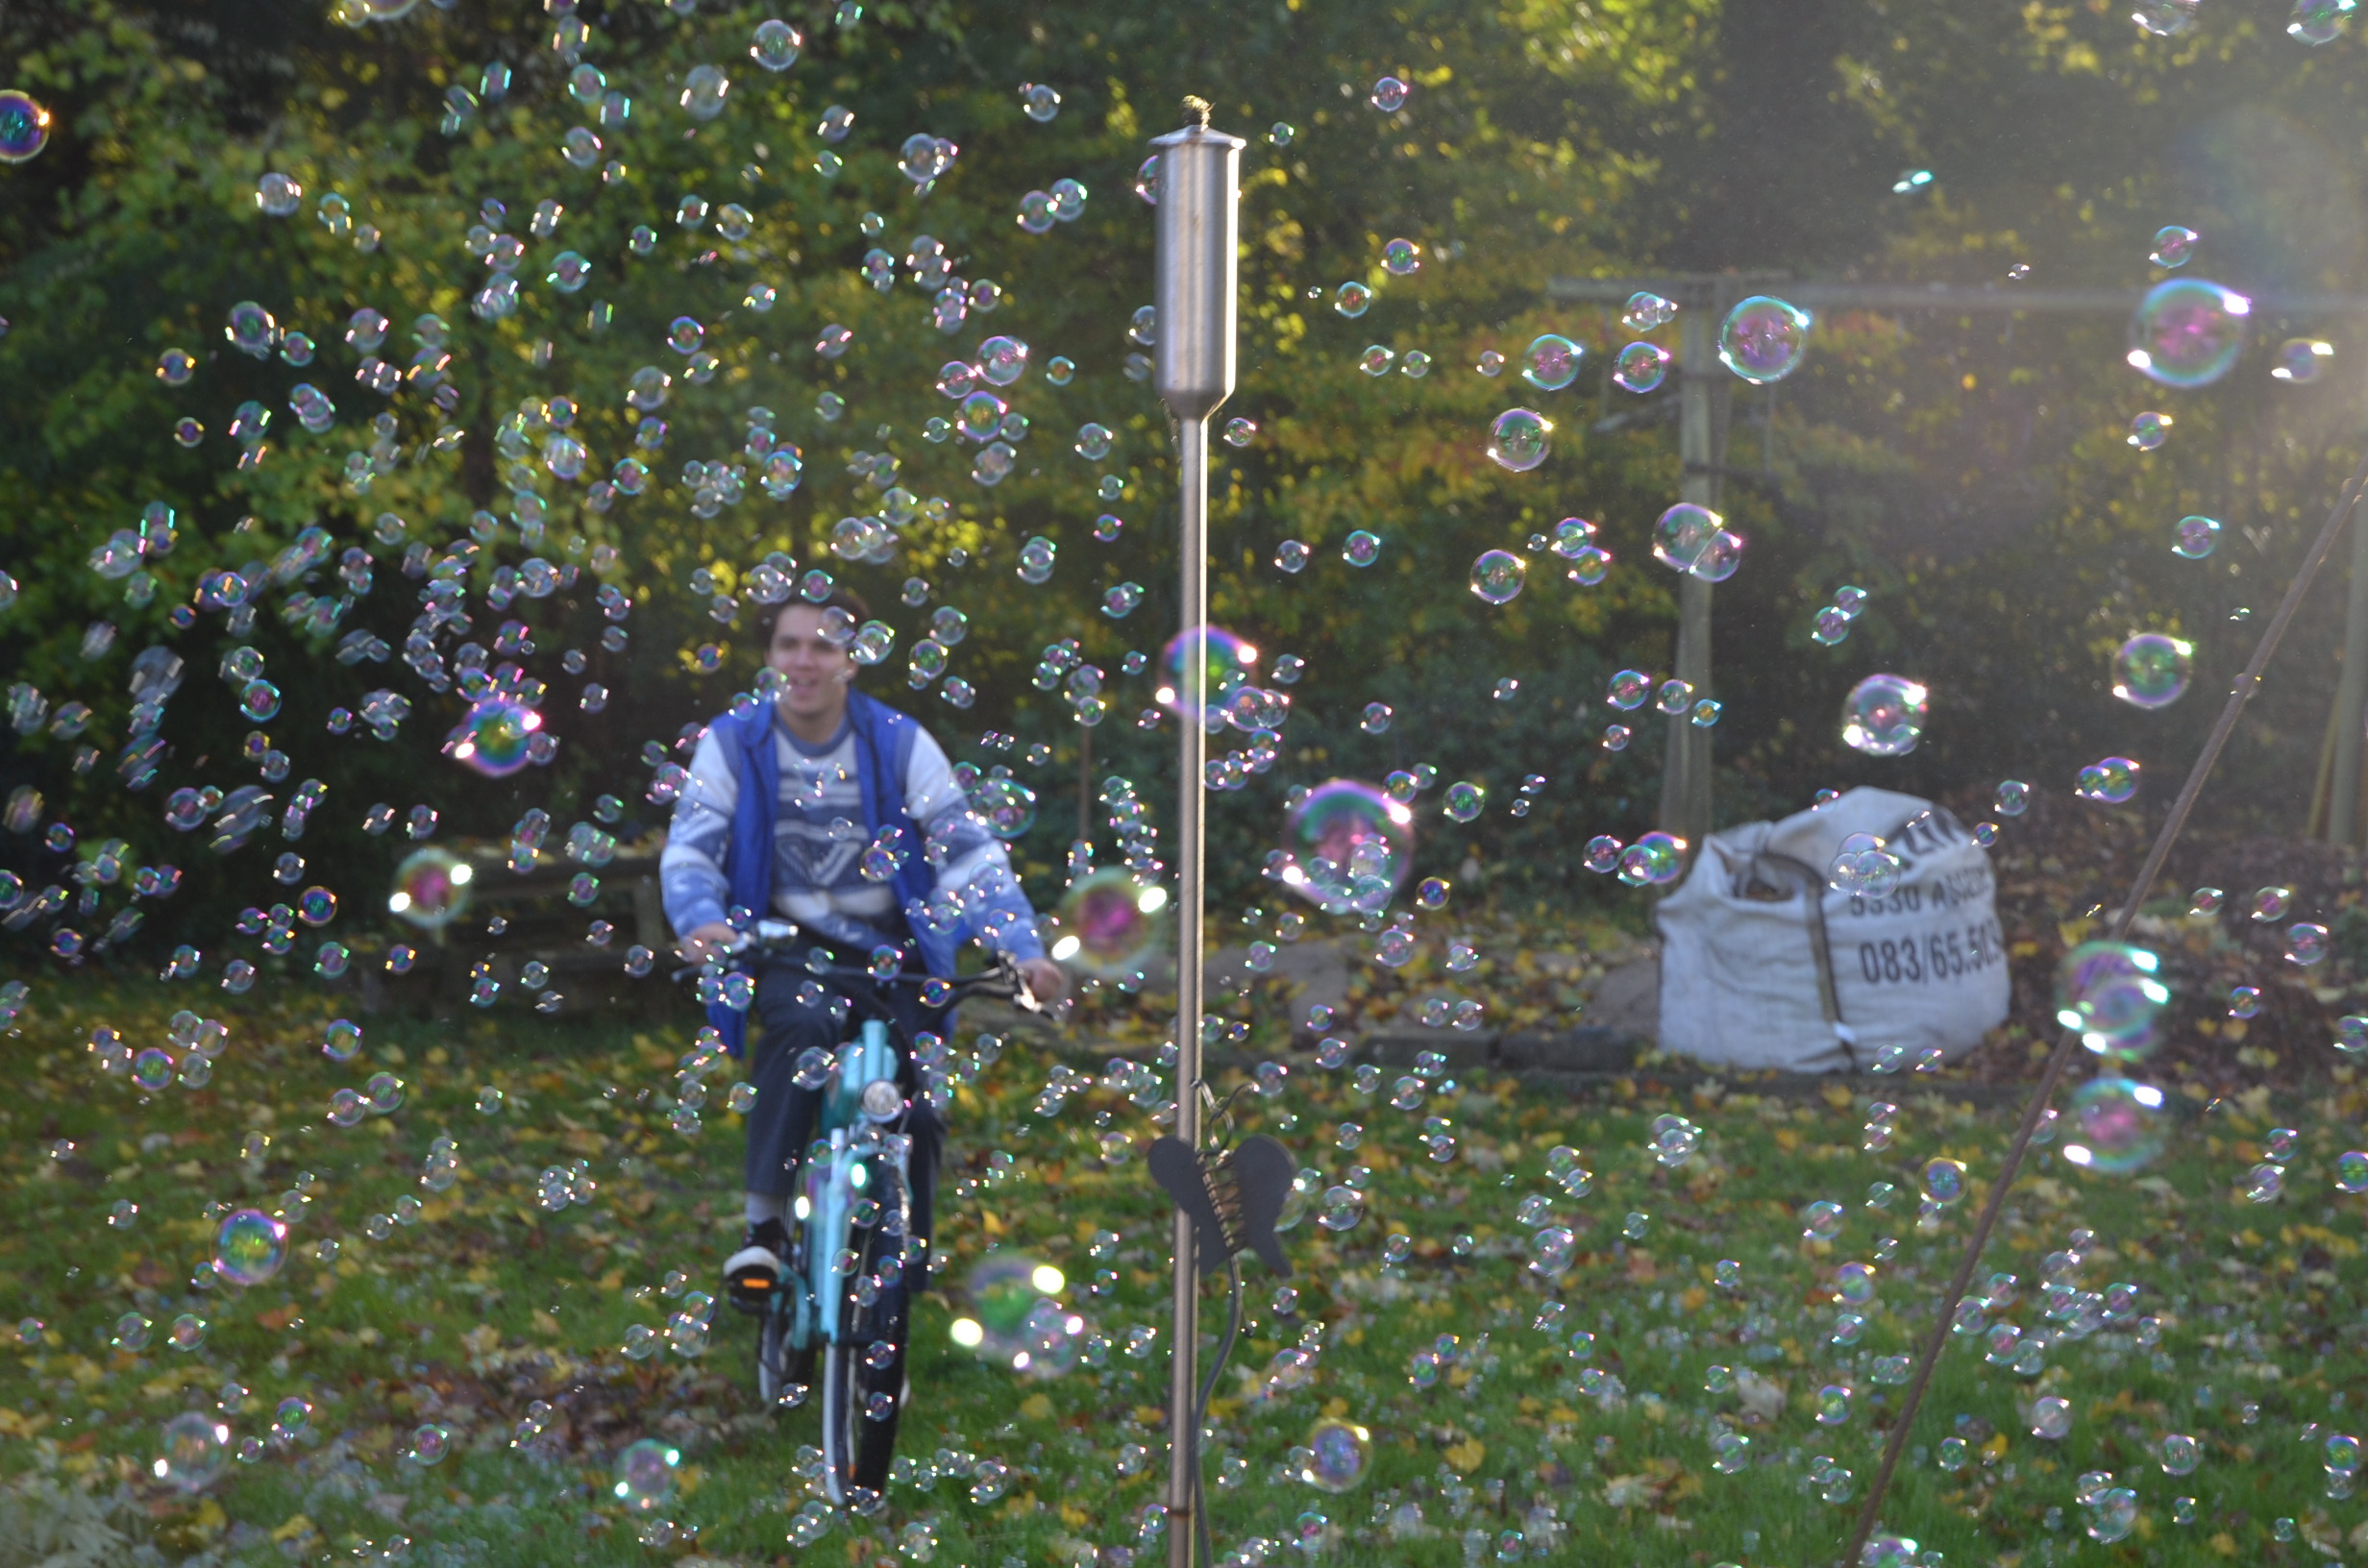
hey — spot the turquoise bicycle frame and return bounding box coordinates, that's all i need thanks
[795,1018,907,1351]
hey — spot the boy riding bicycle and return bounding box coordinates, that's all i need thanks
[662,586,1069,1311]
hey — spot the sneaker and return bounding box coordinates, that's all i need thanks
[725,1216,792,1313]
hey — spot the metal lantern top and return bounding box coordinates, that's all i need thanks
[1150,105,1245,424]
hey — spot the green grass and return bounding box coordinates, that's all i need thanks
[2,982,2365,1567]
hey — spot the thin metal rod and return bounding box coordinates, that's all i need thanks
[2329,502,2368,845]
[1840,444,2368,1567]
[1660,296,1718,853]
[1550,277,2368,316]
[1167,414,1210,1568]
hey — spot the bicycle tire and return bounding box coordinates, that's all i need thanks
[818,1218,910,1505]
[755,1306,816,1412]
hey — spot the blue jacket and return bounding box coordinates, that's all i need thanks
[700,690,1040,1052]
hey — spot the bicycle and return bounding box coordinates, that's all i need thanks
[676,919,1038,1507]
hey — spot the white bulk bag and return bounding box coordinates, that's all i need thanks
[1656,787,2009,1073]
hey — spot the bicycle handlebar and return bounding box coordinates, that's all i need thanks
[668,920,1041,1013]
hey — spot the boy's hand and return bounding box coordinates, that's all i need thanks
[1020,958,1070,1005]
[678,922,739,966]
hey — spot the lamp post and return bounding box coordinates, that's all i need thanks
[1150,98,1243,1568]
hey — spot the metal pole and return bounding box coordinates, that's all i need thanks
[1659,293,1718,851]
[2327,503,2368,845]
[1150,100,1242,1568]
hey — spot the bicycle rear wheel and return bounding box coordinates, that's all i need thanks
[818,1218,910,1507]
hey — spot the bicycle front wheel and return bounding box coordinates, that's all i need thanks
[817,1221,910,1507]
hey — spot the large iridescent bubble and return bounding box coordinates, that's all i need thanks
[2111,633,2192,709]
[1301,1417,1372,1492]
[0,89,51,164]
[2127,279,2250,389]
[449,697,542,776]
[389,847,474,930]
[1717,295,1811,384]
[1053,869,1168,978]
[950,1255,1074,1377]
[2055,942,2169,1060]
[2062,1077,2169,1174]
[212,1208,287,1286]
[1840,674,1929,757]
[1160,625,1256,723]
[1281,780,1414,913]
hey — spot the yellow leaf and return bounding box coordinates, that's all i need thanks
[271,1514,316,1544]
[1020,1392,1053,1421]
[1443,1437,1485,1474]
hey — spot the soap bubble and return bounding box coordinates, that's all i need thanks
[1369,76,1409,112]
[2076,757,2141,803]
[1301,1418,1371,1492]
[1443,781,1485,822]
[0,89,52,163]
[156,1411,229,1491]
[1020,82,1061,122]
[971,775,1038,839]
[1055,869,1165,978]
[2112,633,2192,709]
[1718,295,1811,383]
[2290,0,2356,44]
[1160,626,1254,723]
[389,847,473,929]
[954,1254,1070,1373]
[2128,410,2172,450]
[256,171,304,216]
[2134,0,2201,34]
[1468,550,1525,604]
[2062,1077,2168,1173]
[1520,334,1582,392]
[1617,832,1686,888]
[2159,1433,2202,1475]
[679,63,730,120]
[1801,1200,1845,1242]
[2029,1395,2073,1439]
[1282,780,1413,911]
[212,1208,287,1286]
[1529,1226,1577,1277]
[1486,408,1551,472]
[1840,674,1929,757]
[2149,225,2199,267]
[1829,834,1902,898]
[2336,1151,2368,1193]
[2172,515,2221,558]
[2057,942,2169,1059]
[613,1437,681,1511]
[2272,337,2332,382]
[1613,341,1669,393]
[449,698,542,776]
[751,18,802,69]
[1382,238,1420,276]
[2128,280,2249,389]
[1343,530,1382,566]
[1650,507,1718,576]
[324,1018,362,1062]
[1622,291,1677,331]
[1334,282,1372,318]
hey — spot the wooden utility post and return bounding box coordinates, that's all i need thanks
[1546,275,2368,849]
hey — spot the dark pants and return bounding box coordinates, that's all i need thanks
[745,943,948,1247]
